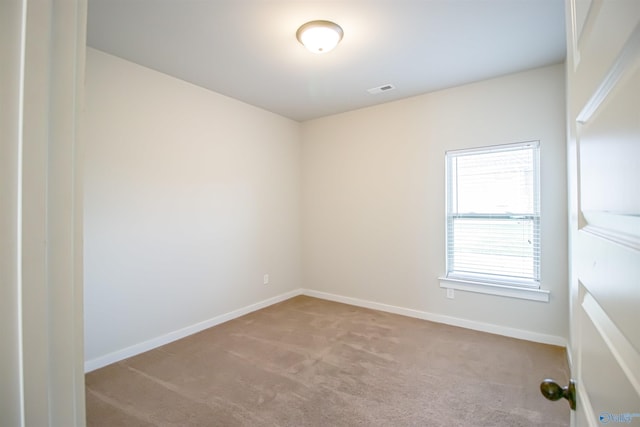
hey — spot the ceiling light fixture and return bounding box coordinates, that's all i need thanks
[296,20,343,54]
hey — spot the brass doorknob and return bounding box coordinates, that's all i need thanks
[540,379,576,410]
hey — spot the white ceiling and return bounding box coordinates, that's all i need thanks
[87,0,566,122]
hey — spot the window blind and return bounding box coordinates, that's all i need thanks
[446,141,540,287]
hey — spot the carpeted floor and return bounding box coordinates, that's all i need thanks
[85,296,570,426]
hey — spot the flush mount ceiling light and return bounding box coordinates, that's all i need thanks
[296,20,343,54]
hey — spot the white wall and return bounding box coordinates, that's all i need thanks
[301,64,568,341]
[84,48,301,364]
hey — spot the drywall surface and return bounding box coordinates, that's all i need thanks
[85,53,567,364]
[301,64,568,340]
[84,48,301,362]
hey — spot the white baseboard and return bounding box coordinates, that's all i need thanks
[86,287,566,372]
[84,288,303,372]
[302,289,567,347]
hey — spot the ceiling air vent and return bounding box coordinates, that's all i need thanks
[367,84,396,95]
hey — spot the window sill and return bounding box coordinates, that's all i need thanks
[439,277,550,302]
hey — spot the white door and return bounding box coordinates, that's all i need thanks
[566,0,640,425]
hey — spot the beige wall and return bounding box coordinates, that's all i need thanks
[301,64,568,340]
[84,49,302,365]
[85,52,567,367]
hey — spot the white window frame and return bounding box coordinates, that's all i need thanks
[439,141,549,302]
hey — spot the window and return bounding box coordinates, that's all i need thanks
[444,141,541,292]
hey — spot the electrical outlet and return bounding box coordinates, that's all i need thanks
[446,288,455,299]
[263,274,269,285]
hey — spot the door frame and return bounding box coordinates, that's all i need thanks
[1,1,87,425]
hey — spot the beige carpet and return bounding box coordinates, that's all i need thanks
[86,296,570,426]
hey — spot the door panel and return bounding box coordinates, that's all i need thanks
[580,290,640,422]
[572,1,640,113]
[579,65,640,213]
[567,0,640,425]
[577,229,640,352]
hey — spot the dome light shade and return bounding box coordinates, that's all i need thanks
[296,20,343,54]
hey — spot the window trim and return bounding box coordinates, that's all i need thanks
[442,141,547,302]
[438,277,550,302]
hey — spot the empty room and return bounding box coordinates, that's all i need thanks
[3,1,639,426]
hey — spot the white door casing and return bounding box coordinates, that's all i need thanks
[0,0,25,424]
[566,0,640,426]
[0,0,87,425]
